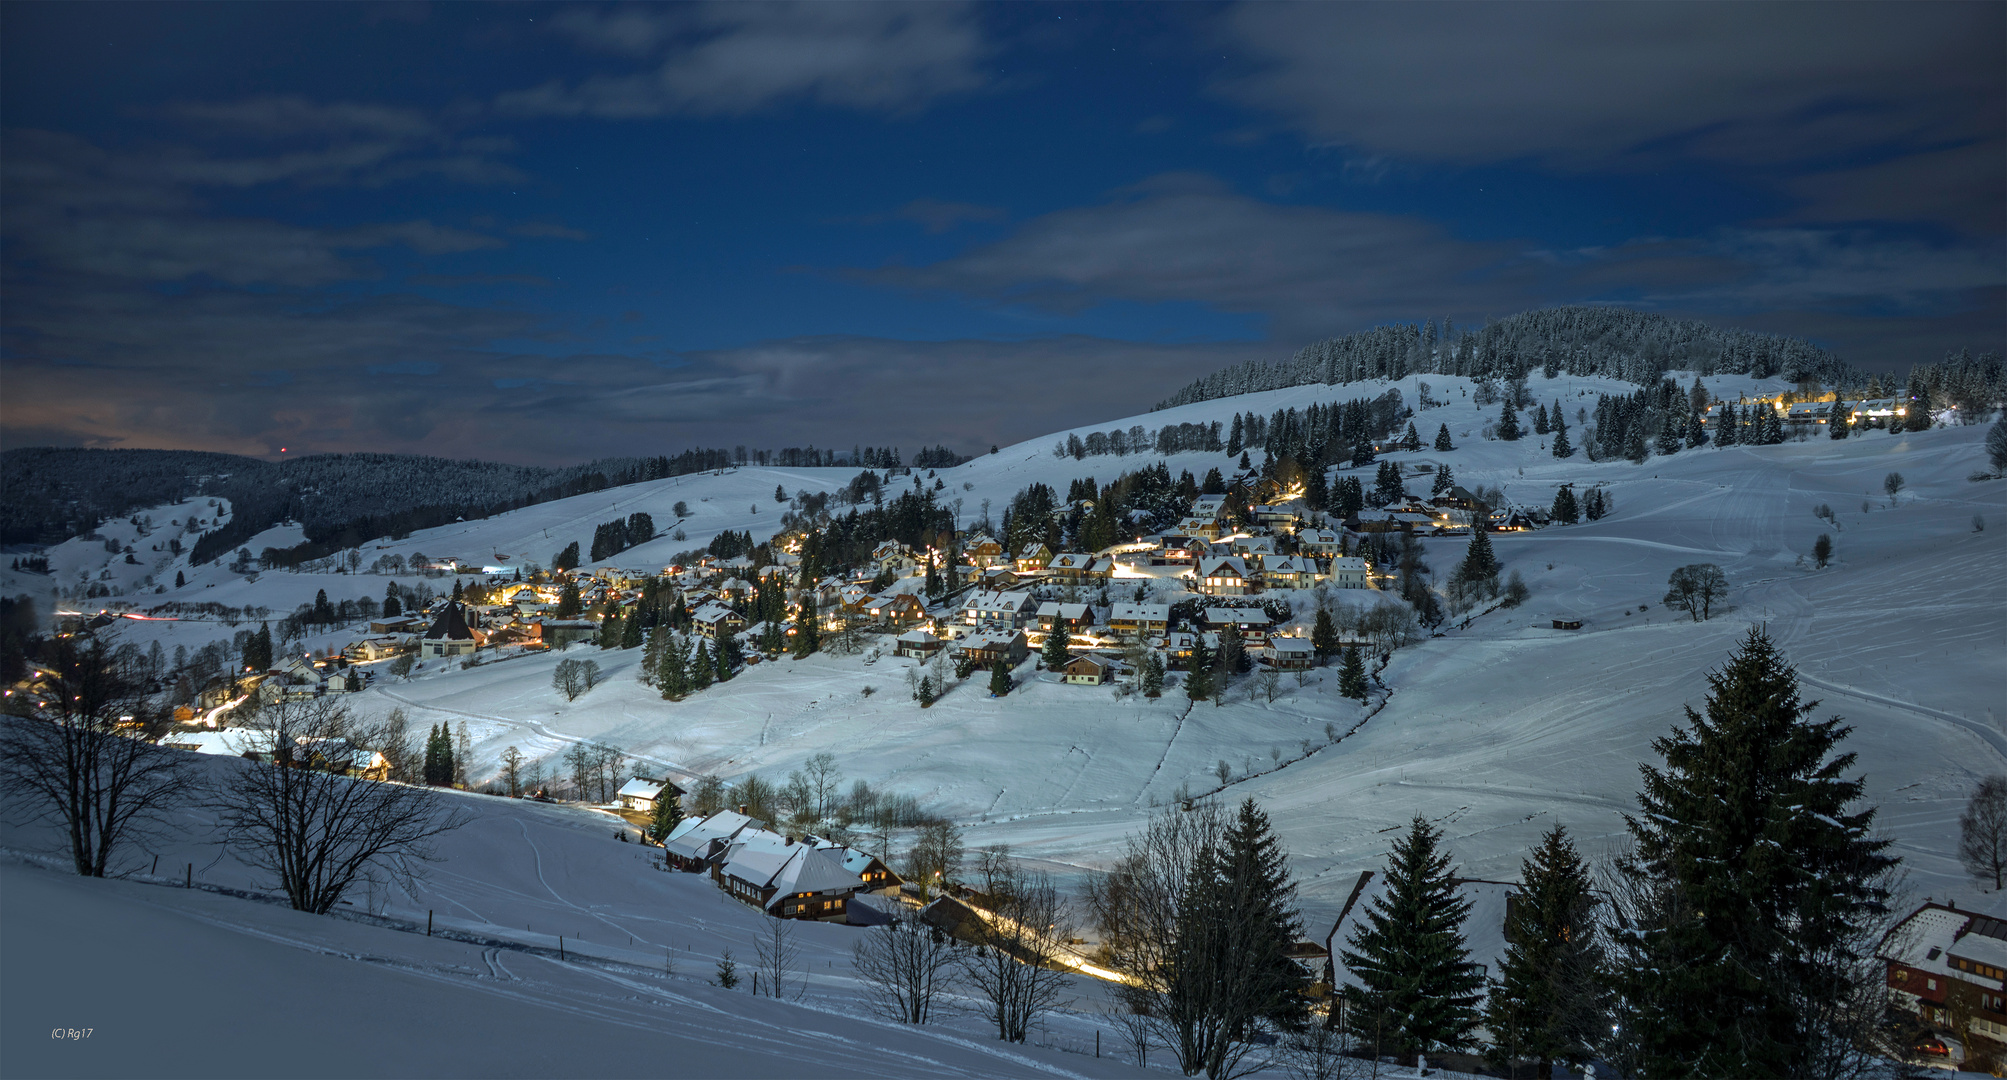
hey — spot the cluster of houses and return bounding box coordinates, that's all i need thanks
[660,806,904,923]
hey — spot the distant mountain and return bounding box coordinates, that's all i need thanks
[0,448,669,556]
[1156,306,1855,410]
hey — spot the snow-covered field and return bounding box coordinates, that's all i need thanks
[5,372,2004,1075]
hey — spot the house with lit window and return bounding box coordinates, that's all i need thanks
[1326,556,1372,589]
[691,602,746,640]
[1192,556,1257,596]
[1107,602,1170,638]
[1014,542,1054,573]
[1882,900,2007,1061]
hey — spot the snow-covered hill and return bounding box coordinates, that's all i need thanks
[14,372,2007,923]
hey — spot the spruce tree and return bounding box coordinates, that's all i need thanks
[1402,422,1422,451]
[1484,825,1608,1078]
[1184,638,1214,704]
[648,789,684,842]
[1456,528,1500,591]
[792,605,819,658]
[1141,651,1164,696]
[987,660,1012,697]
[1342,815,1484,1061]
[1431,464,1454,497]
[1534,403,1550,435]
[1498,402,1522,441]
[439,726,456,788]
[422,724,441,785]
[1550,486,1579,525]
[252,622,274,672]
[657,634,691,700]
[1827,399,1849,439]
[1042,626,1070,670]
[175,570,185,589]
[689,639,714,691]
[1312,608,1340,663]
[1612,628,1897,1077]
[1434,424,1454,452]
[1550,417,1573,459]
[1339,645,1367,700]
[620,613,644,649]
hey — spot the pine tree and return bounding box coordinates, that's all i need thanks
[1550,418,1573,459]
[715,634,737,682]
[251,622,274,672]
[689,639,714,691]
[422,724,441,785]
[600,612,624,649]
[1612,628,1897,1077]
[1534,403,1550,435]
[987,661,1012,697]
[792,605,819,658]
[1456,528,1500,591]
[555,579,582,619]
[648,789,684,841]
[1312,608,1340,662]
[1215,801,1310,1026]
[1141,651,1164,696]
[1431,464,1454,497]
[620,613,643,649]
[1184,638,1214,704]
[1434,424,1454,452]
[1041,626,1070,670]
[916,675,935,706]
[1550,485,1579,525]
[440,726,457,788]
[1827,399,1849,439]
[382,584,401,618]
[1484,825,1608,1078]
[1342,815,1484,1060]
[1339,645,1367,700]
[1498,402,1522,441]
[1401,422,1422,451]
[175,570,185,588]
[658,634,691,700]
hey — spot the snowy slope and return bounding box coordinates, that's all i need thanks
[0,772,1152,1079]
[16,373,2005,930]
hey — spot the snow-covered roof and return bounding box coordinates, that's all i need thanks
[692,602,741,623]
[1048,553,1093,571]
[616,776,668,801]
[1268,636,1314,655]
[1883,902,2007,981]
[1196,556,1250,579]
[1109,602,1169,622]
[1035,601,1091,619]
[1204,607,1272,626]
[768,847,862,901]
[1328,556,1369,572]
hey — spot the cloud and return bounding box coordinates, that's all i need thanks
[860,172,2003,362]
[509,221,594,241]
[162,96,437,140]
[1217,3,2005,233]
[859,198,1007,234]
[499,1,989,118]
[152,94,524,188]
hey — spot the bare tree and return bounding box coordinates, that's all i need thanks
[802,751,843,822]
[905,819,965,897]
[1961,775,2007,890]
[1883,471,1905,504]
[552,658,594,701]
[213,697,467,913]
[0,632,192,877]
[1662,563,1729,622]
[751,917,801,999]
[594,745,626,803]
[853,910,957,1023]
[500,745,524,798]
[373,706,418,783]
[956,847,1075,1043]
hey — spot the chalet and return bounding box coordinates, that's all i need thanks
[1249,504,1304,532]
[1263,636,1315,671]
[1193,556,1257,596]
[1263,556,1315,590]
[955,630,1027,668]
[662,810,768,872]
[894,629,946,659]
[1044,552,1113,584]
[342,636,405,663]
[814,576,848,607]
[974,566,1022,590]
[1202,607,1273,643]
[1062,653,1126,686]
[158,728,277,759]
[1191,494,1230,523]
[810,840,903,896]
[1298,529,1344,557]
[531,618,600,648]
[1014,542,1054,573]
[1430,486,1487,512]
[1326,556,1371,589]
[420,602,481,659]
[1035,601,1095,635]
[964,535,1005,566]
[864,593,927,628]
[1107,602,1170,638]
[1174,516,1221,542]
[594,567,652,589]
[1881,900,2007,1058]
[838,584,872,616]
[368,616,427,635]
[1351,509,1437,534]
[961,589,1034,629]
[691,602,746,639]
[1227,535,1278,565]
[716,832,860,921]
[617,775,684,814]
[870,541,921,575]
[717,578,755,603]
[1159,631,1216,670]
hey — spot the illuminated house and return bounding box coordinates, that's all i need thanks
[1882,900,2007,1059]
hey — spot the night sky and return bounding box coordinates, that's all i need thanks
[2,2,2000,464]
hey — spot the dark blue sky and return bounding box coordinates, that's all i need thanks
[3,1,2000,463]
